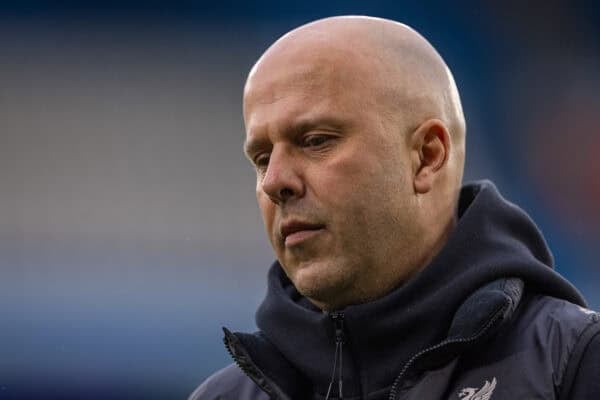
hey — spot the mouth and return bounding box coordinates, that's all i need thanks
[280,220,326,247]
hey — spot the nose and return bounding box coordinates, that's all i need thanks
[260,147,304,204]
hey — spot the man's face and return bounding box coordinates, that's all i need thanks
[243,45,421,309]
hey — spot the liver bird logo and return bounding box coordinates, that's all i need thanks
[458,377,497,400]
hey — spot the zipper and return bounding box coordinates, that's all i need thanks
[387,304,506,400]
[223,328,284,400]
[325,311,346,400]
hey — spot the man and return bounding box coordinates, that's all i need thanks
[191,16,600,399]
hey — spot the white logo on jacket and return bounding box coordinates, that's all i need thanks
[458,377,497,400]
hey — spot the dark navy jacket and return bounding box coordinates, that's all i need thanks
[191,181,600,399]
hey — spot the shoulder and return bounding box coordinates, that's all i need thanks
[510,295,600,394]
[481,294,599,362]
[450,295,599,398]
[188,364,268,400]
[514,294,599,337]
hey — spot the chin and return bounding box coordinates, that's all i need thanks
[288,260,350,307]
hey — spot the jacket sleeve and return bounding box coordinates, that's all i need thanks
[561,319,600,399]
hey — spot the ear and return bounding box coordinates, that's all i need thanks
[410,119,450,194]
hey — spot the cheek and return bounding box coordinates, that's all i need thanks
[313,152,387,203]
[314,151,410,232]
[309,157,386,239]
[257,193,276,234]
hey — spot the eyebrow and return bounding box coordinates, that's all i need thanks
[243,137,270,160]
[243,115,347,158]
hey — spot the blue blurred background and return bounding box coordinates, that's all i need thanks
[1,1,599,399]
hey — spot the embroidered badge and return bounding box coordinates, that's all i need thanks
[458,377,497,400]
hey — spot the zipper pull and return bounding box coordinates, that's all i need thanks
[331,311,345,345]
[325,312,344,400]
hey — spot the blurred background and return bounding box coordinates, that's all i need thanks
[1,1,599,399]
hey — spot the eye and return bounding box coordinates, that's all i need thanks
[253,153,270,171]
[302,134,331,148]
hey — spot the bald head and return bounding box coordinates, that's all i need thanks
[245,16,465,165]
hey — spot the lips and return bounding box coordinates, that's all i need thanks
[280,220,325,246]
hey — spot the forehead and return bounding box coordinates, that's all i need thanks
[246,44,365,101]
[243,44,382,134]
